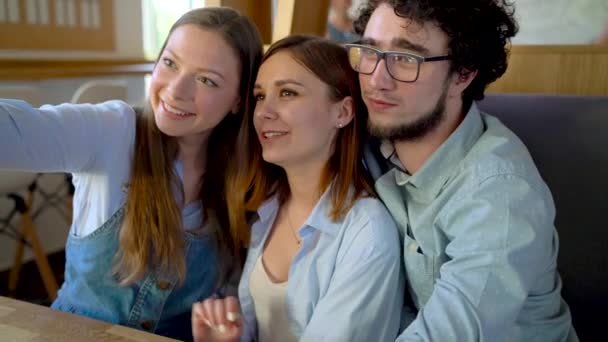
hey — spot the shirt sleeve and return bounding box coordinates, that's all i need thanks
[300,209,405,342]
[0,99,135,173]
[396,174,568,341]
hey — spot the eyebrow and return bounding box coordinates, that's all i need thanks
[164,48,225,80]
[360,37,430,55]
[254,79,305,89]
[391,38,430,55]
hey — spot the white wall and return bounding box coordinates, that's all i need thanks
[512,0,608,44]
[0,76,146,105]
[0,0,146,272]
[0,0,144,59]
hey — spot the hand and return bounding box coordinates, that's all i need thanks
[192,296,243,342]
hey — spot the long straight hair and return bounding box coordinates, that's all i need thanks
[115,7,263,286]
[227,35,375,248]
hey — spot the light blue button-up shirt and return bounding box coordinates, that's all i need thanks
[238,189,404,341]
[365,103,577,341]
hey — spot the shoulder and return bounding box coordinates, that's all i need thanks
[88,100,137,145]
[435,112,555,233]
[338,196,401,260]
[346,196,395,226]
[76,101,137,172]
[454,113,548,197]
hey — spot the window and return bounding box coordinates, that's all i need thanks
[142,0,205,60]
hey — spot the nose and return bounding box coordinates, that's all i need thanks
[368,59,395,91]
[254,96,278,120]
[166,73,194,101]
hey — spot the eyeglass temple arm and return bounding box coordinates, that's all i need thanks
[424,55,452,62]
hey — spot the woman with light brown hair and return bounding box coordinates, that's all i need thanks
[0,7,262,341]
[192,35,403,342]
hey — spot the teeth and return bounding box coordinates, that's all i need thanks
[264,132,286,138]
[164,102,189,116]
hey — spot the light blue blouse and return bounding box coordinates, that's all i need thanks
[238,189,404,341]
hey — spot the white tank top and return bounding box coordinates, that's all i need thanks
[249,256,298,342]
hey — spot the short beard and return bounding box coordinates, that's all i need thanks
[368,83,448,142]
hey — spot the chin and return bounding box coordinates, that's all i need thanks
[154,114,180,137]
[261,151,286,167]
[368,116,393,130]
[367,120,398,140]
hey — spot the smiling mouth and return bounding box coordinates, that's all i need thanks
[262,131,288,139]
[162,101,194,117]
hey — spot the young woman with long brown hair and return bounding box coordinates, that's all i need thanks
[0,7,262,341]
[192,35,404,342]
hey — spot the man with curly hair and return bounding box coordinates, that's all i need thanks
[346,0,578,340]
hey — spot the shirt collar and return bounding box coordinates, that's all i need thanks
[380,103,484,202]
[255,185,346,238]
[256,195,280,224]
[304,186,345,237]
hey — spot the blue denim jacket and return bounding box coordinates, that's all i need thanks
[51,205,219,341]
[0,99,223,340]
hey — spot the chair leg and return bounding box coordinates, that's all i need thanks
[6,182,61,301]
[22,210,59,300]
[7,230,26,297]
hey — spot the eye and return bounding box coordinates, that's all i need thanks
[197,76,218,87]
[360,47,377,56]
[280,89,297,97]
[253,92,265,101]
[391,54,417,64]
[161,57,177,69]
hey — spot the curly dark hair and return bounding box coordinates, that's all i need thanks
[354,0,518,106]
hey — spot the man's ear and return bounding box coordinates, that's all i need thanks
[451,69,478,96]
[335,96,355,128]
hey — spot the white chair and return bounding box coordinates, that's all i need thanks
[0,86,42,107]
[0,171,59,300]
[71,80,128,104]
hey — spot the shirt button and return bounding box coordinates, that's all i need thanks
[140,320,153,331]
[408,241,419,253]
[157,281,171,290]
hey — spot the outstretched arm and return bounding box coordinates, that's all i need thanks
[0,99,134,173]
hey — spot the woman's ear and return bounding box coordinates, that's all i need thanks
[335,96,354,128]
[231,97,241,114]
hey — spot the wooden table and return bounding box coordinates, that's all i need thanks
[0,296,179,341]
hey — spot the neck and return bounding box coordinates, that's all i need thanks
[177,133,210,174]
[283,161,325,216]
[177,133,211,205]
[394,98,466,174]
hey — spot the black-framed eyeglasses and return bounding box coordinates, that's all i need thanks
[344,44,451,82]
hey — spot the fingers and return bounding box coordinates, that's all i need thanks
[225,296,241,324]
[193,296,242,340]
[212,298,229,333]
[192,302,211,342]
